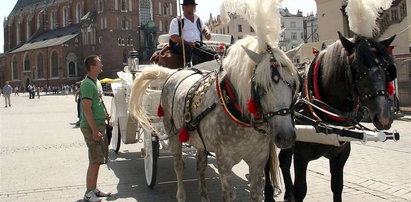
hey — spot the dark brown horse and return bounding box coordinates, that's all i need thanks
[264,32,397,202]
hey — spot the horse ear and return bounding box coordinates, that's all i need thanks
[241,45,264,64]
[338,31,354,54]
[380,35,396,48]
[286,43,303,60]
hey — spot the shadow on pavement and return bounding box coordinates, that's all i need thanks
[105,150,251,201]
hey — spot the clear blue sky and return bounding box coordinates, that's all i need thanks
[0,0,316,53]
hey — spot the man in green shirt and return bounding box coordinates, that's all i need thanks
[80,55,111,202]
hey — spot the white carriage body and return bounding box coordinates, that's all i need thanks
[110,33,233,146]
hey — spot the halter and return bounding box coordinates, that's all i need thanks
[303,39,395,125]
[346,45,390,103]
[248,51,297,133]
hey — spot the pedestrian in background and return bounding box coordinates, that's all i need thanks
[74,81,82,127]
[2,81,12,108]
[14,86,19,96]
[36,86,41,99]
[80,55,111,202]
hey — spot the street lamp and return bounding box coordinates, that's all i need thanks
[128,49,139,80]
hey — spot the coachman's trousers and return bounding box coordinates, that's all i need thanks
[171,42,217,65]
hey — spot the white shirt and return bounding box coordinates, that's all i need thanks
[168,15,205,42]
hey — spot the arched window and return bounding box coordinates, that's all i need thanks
[16,23,20,45]
[121,0,128,11]
[66,53,77,77]
[51,51,59,77]
[127,35,132,45]
[123,49,128,64]
[159,20,162,32]
[37,13,42,30]
[68,62,76,76]
[12,56,18,80]
[98,0,104,12]
[62,7,68,27]
[24,54,30,71]
[76,4,82,23]
[118,36,122,45]
[26,19,30,40]
[140,0,152,25]
[37,53,44,78]
[50,12,55,29]
[122,17,129,30]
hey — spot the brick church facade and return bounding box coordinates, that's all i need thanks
[1,0,176,88]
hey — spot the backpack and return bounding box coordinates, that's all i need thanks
[169,17,203,48]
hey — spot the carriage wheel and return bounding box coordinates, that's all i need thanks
[143,128,159,188]
[110,120,121,153]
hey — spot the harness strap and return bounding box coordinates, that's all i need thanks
[181,71,217,153]
[186,103,217,130]
[216,72,253,127]
[304,54,361,123]
[166,69,203,132]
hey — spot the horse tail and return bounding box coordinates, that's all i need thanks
[269,141,281,193]
[129,65,175,132]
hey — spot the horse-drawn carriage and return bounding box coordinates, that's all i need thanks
[108,0,401,201]
[109,33,233,188]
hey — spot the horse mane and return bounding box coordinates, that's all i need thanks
[320,36,393,86]
[318,41,348,84]
[223,36,299,112]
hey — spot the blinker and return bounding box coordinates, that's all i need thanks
[271,65,281,84]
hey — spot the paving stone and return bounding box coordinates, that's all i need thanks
[1,94,410,201]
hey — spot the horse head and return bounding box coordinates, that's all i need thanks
[338,32,396,130]
[241,43,300,149]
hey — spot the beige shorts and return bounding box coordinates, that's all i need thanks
[81,125,109,164]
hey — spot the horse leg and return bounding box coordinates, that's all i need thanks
[216,155,235,202]
[293,148,310,202]
[264,158,275,202]
[329,143,351,202]
[170,135,185,202]
[279,148,295,202]
[249,160,266,202]
[197,149,209,202]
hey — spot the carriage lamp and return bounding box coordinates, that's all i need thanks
[128,50,139,80]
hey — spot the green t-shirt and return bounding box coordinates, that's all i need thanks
[80,77,106,128]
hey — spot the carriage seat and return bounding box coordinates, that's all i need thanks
[157,34,233,50]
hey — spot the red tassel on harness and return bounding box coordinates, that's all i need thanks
[247,99,258,114]
[387,82,395,96]
[179,127,190,142]
[157,104,164,117]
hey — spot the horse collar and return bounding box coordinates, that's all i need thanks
[216,73,254,128]
[305,54,350,123]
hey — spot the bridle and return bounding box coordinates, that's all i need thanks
[345,39,395,104]
[249,48,298,133]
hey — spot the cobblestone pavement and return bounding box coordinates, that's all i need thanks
[0,94,410,201]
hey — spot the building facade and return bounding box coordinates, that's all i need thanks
[207,8,318,64]
[315,0,411,107]
[2,0,175,88]
[304,12,319,43]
